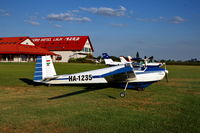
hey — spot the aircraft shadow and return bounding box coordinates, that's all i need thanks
[19,79,133,99]
[20,78,44,86]
[48,84,108,100]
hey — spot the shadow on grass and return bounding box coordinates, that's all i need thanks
[20,79,132,99]
[20,78,44,86]
[107,95,117,99]
[48,84,109,100]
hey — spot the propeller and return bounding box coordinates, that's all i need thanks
[164,63,169,82]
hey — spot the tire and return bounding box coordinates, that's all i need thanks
[120,92,126,97]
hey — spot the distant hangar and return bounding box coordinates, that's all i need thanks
[0,36,94,62]
[31,36,94,62]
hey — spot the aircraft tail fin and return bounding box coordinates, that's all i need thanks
[102,53,114,65]
[33,55,56,82]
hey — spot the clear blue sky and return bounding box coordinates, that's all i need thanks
[0,0,200,60]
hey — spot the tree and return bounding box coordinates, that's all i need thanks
[136,51,140,58]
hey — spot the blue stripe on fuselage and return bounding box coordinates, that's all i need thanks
[56,78,69,80]
[145,67,165,71]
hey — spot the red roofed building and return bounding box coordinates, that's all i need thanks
[31,36,94,62]
[0,37,57,62]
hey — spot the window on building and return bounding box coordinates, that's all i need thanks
[81,47,92,53]
[21,55,27,61]
[56,56,62,60]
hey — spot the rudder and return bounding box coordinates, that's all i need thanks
[33,55,56,82]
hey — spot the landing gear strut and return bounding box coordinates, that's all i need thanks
[120,82,129,98]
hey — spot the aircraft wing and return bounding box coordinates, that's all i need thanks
[101,64,136,83]
[98,64,135,77]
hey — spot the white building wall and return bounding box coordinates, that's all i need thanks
[14,56,20,62]
[52,39,93,62]
[52,51,89,62]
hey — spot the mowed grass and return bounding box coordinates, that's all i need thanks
[0,63,200,133]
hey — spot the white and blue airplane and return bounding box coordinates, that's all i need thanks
[33,55,168,97]
[102,53,124,66]
[103,53,164,68]
[120,56,164,68]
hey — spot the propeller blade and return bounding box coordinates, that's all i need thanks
[164,62,168,82]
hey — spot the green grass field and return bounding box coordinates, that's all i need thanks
[0,63,200,133]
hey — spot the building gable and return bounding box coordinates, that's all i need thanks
[81,39,93,53]
[20,39,35,46]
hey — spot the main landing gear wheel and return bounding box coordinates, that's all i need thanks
[120,81,129,98]
[120,92,126,98]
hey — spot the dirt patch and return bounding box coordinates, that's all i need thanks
[165,82,187,87]
[0,86,43,95]
[171,78,200,82]
[0,86,40,90]
[0,120,87,133]
[178,90,200,95]
[115,96,170,112]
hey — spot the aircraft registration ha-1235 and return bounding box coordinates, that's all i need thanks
[33,55,168,97]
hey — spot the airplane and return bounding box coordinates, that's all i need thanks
[102,53,124,66]
[33,55,168,97]
[120,56,164,68]
[102,53,163,68]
